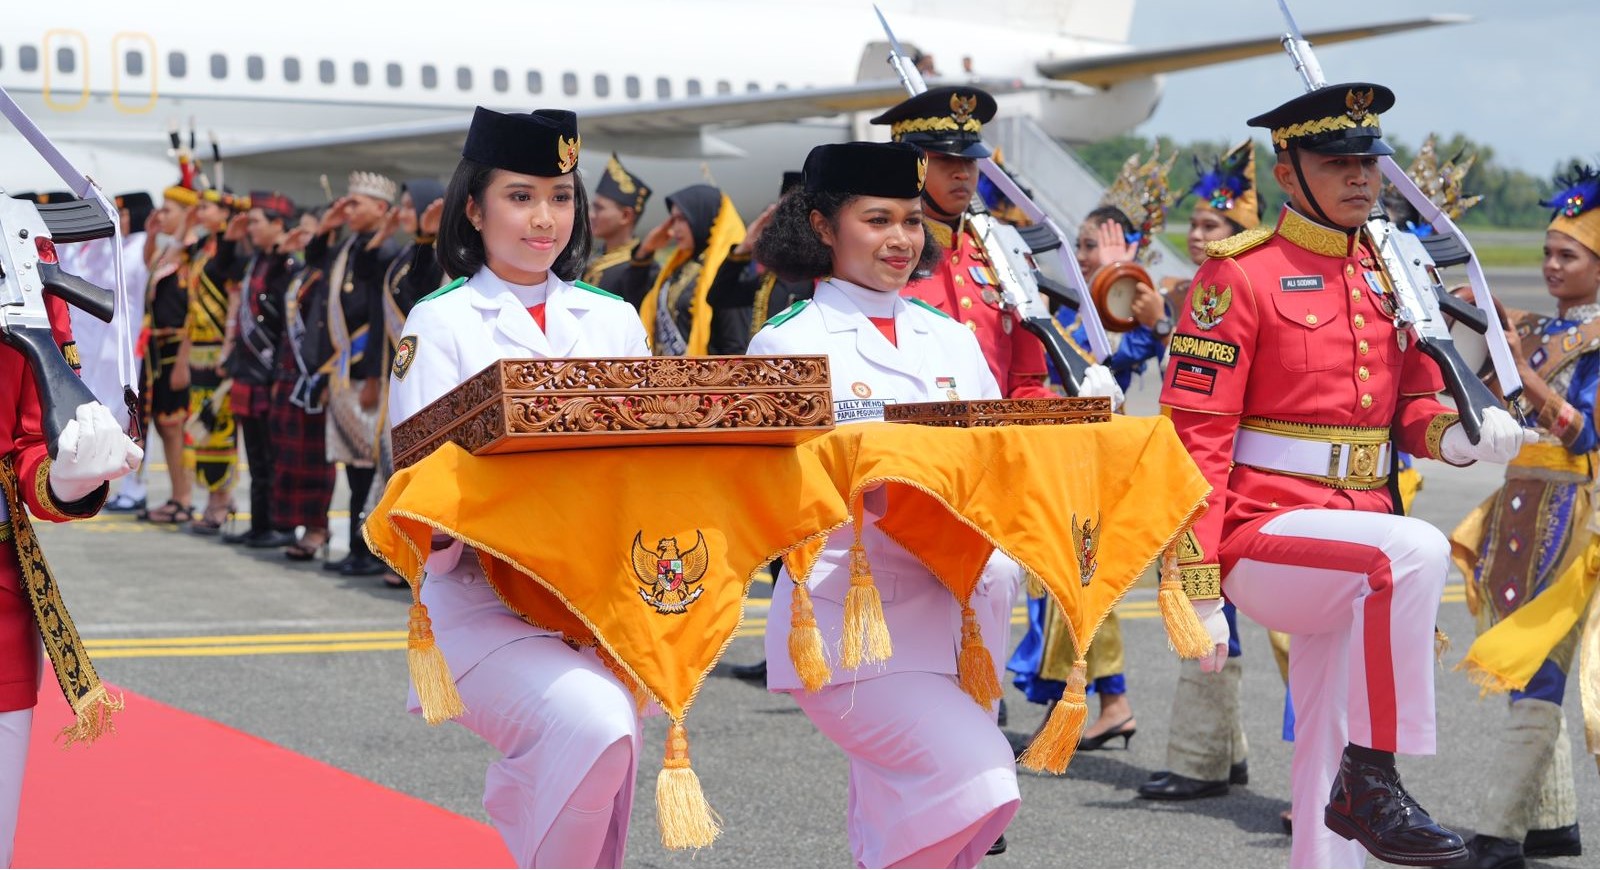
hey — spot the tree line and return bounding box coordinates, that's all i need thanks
[1072,133,1588,230]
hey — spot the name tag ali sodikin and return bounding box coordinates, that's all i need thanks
[1280,275,1324,292]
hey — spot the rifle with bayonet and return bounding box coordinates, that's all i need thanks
[873,6,1112,397]
[1275,0,1519,443]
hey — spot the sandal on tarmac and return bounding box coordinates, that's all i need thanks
[284,531,331,562]
[143,500,193,524]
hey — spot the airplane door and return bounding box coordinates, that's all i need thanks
[112,33,158,113]
[42,29,89,111]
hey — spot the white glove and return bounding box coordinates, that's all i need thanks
[48,403,144,503]
[1192,597,1230,673]
[1440,407,1537,466]
[1079,364,1125,409]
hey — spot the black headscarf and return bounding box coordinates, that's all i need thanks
[664,184,722,256]
[401,178,446,220]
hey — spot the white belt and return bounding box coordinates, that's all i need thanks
[1234,428,1391,489]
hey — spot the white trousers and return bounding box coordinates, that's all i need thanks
[0,709,30,869]
[1225,509,1448,869]
[454,637,641,869]
[794,672,1019,868]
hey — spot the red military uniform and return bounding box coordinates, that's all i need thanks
[904,219,1052,398]
[1160,206,1461,867]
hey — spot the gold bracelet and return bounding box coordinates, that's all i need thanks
[1180,564,1222,599]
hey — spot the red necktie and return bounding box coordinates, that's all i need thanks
[528,304,547,332]
[868,316,897,347]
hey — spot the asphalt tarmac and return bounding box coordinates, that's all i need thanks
[35,267,1597,867]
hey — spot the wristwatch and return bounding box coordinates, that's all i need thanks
[1152,315,1174,337]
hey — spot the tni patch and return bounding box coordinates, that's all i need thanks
[1171,361,1218,395]
[392,335,418,380]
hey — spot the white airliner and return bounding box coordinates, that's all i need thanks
[0,0,1459,213]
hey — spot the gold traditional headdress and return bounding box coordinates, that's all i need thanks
[1407,134,1482,220]
[1098,145,1179,263]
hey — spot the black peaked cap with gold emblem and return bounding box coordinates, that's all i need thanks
[462,107,582,177]
[869,86,997,159]
[803,142,927,199]
[1247,82,1395,156]
[595,153,651,214]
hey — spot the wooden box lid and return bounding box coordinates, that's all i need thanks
[884,396,1113,427]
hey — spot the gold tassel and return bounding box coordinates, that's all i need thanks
[1158,571,1213,659]
[57,683,124,747]
[789,578,832,692]
[1024,567,1045,599]
[840,542,892,670]
[407,601,466,725]
[1433,627,1451,665]
[1019,658,1088,774]
[956,602,1002,707]
[656,722,721,849]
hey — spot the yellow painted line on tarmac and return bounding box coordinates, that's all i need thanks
[87,630,406,648]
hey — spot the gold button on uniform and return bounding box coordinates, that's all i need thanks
[960,297,973,309]
[1354,314,1366,329]
[966,320,978,331]
[1359,339,1370,355]
[1351,289,1362,301]
[955,275,964,286]
[1305,313,1318,325]
[1346,264,1355,275]
[1360,394,1373,408]
[1358,366,1370,381]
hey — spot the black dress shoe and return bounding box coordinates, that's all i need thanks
[340,555,388,576]
[1323,751,1467,866]
[1462,834,1526,868]
[1138,771,1229,801]
[730,660,767,682]
[986,834,1006,856]
[323,553,355,572]
[1230,759,1249,785]
[222,527,253,545]
[1524,823,1580,858]
[245,530,297,549]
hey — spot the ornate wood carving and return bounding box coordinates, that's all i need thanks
[884,397,1114,427]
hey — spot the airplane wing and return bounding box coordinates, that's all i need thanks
[1037,15,1470,87]
[225,77,1024,177]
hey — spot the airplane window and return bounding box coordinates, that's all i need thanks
[493,69,509,92]
[127,51,146,77]
[0,47,5,70]
[594,74,610,98]
[353,61,369,86]
[18,46,36,74]
[526,70,542,94]
[746,81,760,93]
[319,60,335,84]
[686,78,702,97]
[716,80,731,95]
[776,83,790,91]
[168,51,186,78]
[387,63,402,87]
[421,64,437,89]
[562,72,577,96]
[625,76,640,99]
[656,77,670,99]
[246,55,264,81]
[457,66,472,91]
[210,53,227,80]
[283,57,301,82]
[56,47,75,75]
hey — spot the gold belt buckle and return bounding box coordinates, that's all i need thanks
[1348,443,1381,481]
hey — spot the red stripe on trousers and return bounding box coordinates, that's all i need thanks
[1223,530,1400,750]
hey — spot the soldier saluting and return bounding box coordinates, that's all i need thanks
[1159,83,1531,867]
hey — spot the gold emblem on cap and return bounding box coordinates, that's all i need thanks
[557,134,581,174]
[949,93,977,124]
[915,155,928,190]
[1345,88,1375,122]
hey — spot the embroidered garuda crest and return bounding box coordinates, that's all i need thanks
[1345,88,1375,122]
[1071,512,1100,586]
[632,530,708,615]
[1191,284,1232,331]
[916,155,929,190]
[557,134,582,174]
[949,93,977,124]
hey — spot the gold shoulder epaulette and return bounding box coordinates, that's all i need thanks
[927,220,954,250]
[1204,225,1274,260]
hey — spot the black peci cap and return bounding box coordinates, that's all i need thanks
[802,142,928,199]
[869,86,996,159]
[780,171,804,197]
[462,107,582,177]
[1247,83,1395,156]
[594,153,651,213]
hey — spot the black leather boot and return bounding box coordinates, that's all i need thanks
[1323,747,1467,866]
[1461,834,1525,868]
[1138,771,1229,801]
[1524,823,1580,858]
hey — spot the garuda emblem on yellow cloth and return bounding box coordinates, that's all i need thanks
[633,531,709,614]
[1191,283,1232,331]
[1071,512,1100,586]
[557,134,582,174]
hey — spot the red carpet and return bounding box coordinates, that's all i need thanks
[14,681,511,868]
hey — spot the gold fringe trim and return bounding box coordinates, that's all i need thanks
[1158,549,1215,659]
[1456,652,1523,698]
[840,541,891,670]
[1024,566,1045,599]
[656,722,720,850]
[1434,627,1451,666]
[788,577,831,693]
[956,602,1002,707]
[1019,659,1088,774]
[58,683,124,747]
[407,601,466,725]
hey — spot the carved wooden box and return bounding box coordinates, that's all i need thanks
[391,356,835,468]
[884,397,1113,427]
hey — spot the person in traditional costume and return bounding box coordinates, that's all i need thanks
[182,188,249,534]
[582,153,656,305]
[142,177,200,525]
[385,106,650,868]
[306,171,400,575]
[637,183,747,355]
[703,171,818,361]
[1161,82,1531,867]
[749,141,1019,867]
[271,216,337,562]
[1449,161,1600,867]
[221,192,299,550]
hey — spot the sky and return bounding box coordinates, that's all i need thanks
[1128,0,1598,177]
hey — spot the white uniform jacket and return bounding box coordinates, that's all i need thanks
[387,266,649,680]
[749,278,1021,691]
